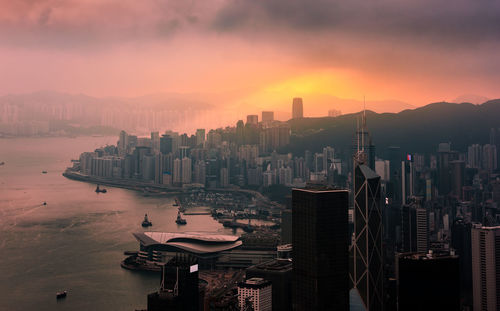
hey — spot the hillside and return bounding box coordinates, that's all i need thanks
[287,100,500,158]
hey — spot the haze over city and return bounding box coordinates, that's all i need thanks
[1,0,500,126]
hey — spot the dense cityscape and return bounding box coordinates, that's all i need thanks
[60,97,500,310]
[2,1,500,310]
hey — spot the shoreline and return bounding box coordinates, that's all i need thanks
[62,169,275,206]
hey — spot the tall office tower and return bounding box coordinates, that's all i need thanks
[181,157,192,184]
[147,256,200,311]
[292,97,303,119]
[490,128,500,168]
[160,134,173,155]
[246,259,293,311]
[236,120,245,145]
[195,129,205,147]
[437,142,453,196]
[151,131,160,154]
[450,160,465,200]
[387,146,402,204]
[397,250,460,311]
[118,130,128,156]
[262,111,274,123]
[173,158,182,184]
[482,144,498,172]
[472,225,500,311]
[401,201,429,253]
[467,144,482,169]
[246,114,259,125]
[154,154,164,184]
[351,112,384,311]
[292,187,349,311]
[328,109,342,117]
[238,278,272,311]
[452,218,473,307]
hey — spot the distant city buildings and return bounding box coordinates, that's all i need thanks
[292,97,303,119]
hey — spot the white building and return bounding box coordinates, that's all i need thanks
[238,277,272,311]
[472,225,500,311]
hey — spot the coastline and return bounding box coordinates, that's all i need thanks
[62,169,275,206]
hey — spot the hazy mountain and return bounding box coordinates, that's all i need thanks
[453,94,490,105]
[287,100,500,158]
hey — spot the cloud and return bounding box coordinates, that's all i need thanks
[212,0,500,47]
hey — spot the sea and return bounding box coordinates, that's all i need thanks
[0,137,232,311]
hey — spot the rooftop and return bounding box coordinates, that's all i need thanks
[133,232,242,254]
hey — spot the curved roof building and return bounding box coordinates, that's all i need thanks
[133,231,242,255]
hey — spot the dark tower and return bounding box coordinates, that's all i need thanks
[292,187,349,311]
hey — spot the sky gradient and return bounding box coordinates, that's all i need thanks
[1,0,499,117]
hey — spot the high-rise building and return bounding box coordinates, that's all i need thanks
[292,187,349,311]
[292,97,303,119]
[160,134,173,155]
[238,277,272,311]
[195,129,205,147]
[262,111,274,123]
[471,225,500,311]
[151,131,160,154]
[396,250,460,311]
[181,157,192,184]
[351,164,383,311]
[450,160,465,200]
[247,114,259,125]
[401,201,429,253]
[451,218,473,307]
[246,259,292,311]
[328,109,342,117]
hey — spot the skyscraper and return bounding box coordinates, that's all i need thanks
[351,111,383,311]
[292,187,349,311]
[246,114,259,125]
[401,201,429,253]
[292,97,303,119]
[471,225,500,311]
[195,129,205,147]
[262,111,274,123]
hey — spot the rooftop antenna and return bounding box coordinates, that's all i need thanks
[361,96,366,152]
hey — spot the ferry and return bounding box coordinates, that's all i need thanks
[142,214,152,227]
[42,171,47,174]
[43,202,47,206]
[175,211,187,225]
[95,185,107,193]
[56,291,67,299]
[173,199,179,207]
[0,162,5,166]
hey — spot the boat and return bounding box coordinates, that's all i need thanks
[42,171,47,174]
[173,199,179,207]
[175,211,187,225]
[142,214,152,227]
[56,291,67,299]
[95,185,107,193]
[0,162,5,166]
[43,202,47,206]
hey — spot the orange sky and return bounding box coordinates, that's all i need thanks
[0,0,499,118]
